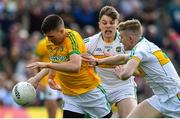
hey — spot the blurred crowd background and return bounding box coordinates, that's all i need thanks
[0,0,180,107]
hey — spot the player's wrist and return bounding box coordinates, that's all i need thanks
[46,63,51,68]
[95,60,99,66]
[28,77,39,88]
[95,59,101,66]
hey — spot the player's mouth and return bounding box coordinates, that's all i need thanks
[105,30,112,34]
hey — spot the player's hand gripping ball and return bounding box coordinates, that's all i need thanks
[12,82,36,105]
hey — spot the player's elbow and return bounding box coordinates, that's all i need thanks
[71,64,81,73]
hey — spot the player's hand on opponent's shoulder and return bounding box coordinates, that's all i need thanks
[26,62,48,69]
[48,79,62,91]
[81,53,98,67]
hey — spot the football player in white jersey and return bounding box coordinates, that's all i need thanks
[84,19,180,118]
[84,6,137,118]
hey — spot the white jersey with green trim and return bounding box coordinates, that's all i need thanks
[131,37,180,102]
[84,32,135,88]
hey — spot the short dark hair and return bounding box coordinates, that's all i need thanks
[41,14,64,33]
[99,6,119,20]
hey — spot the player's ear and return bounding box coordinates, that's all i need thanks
[98,21,101,28]
[98,21,100,25]
[59,27,65,34]
[129,35,134,42]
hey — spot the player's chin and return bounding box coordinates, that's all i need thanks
[104,34,113,39]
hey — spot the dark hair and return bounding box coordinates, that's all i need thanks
[41,14,64,33]
[99,6,119,20]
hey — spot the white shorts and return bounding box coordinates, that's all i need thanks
[102,83,137,104]
[63,85,111,118]
[147,94,180,117]
[39,85,63,100]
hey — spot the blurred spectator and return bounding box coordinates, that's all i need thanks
[29,4,44,33]
[82,25,96,38]
[164,28,180,67]
[168,0,180,33]
[119,0,142,20]
[55,0,75,27]
[144,24,163,47]
[73,0,97,28]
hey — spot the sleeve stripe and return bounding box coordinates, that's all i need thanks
[131,56,141,63]
[67,33,76,50]
[71,33,78,51]
[67,32,79,52]
[68,51,80,56]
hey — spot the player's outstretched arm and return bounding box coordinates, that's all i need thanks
[27,68,49,88]
[46,54,81,73]
[97,54,130,65]
[26,54,81,73]
[82,54,129,66]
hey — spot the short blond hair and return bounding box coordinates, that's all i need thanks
[118,19,142,38]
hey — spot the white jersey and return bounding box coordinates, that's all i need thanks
[84,32,135,88]
[131,37,180,102]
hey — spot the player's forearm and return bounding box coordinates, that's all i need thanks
[121,71,133,80]
[29,68,49,88]
[48,69,56,79]
[47,62,81,73]
[33,68,49,82]
[97,54,129,65]
[121,60,138,80]
[118,65,135,80]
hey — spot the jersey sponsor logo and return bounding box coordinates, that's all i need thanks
[153,50,170,65]
[47,45,59,56]
[104,46,112,49]
[107,49,111,52]
[96,48,102,51]
[104,46,113,52]
[50,56,68,62]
